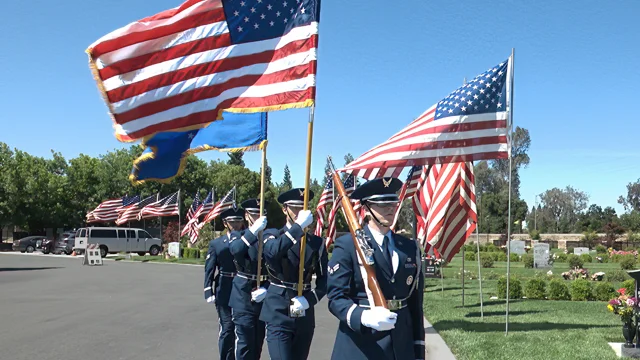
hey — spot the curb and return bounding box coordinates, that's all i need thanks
[424,316,456,360]
[0,252,204,267]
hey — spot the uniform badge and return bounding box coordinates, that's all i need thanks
[299,189,304,197]
[206,254,210,260]
[407,257,412,263]
[406,275,414,285]
[382,178,392,188]
[328,263,339,275]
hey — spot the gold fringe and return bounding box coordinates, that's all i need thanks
[219,100,315,118]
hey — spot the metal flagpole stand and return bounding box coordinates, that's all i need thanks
[255,132,268,291]
[505,48,515,335]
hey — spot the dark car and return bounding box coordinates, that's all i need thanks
[12,236,47,253]
[54,232,76,255]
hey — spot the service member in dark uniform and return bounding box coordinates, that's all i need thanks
[326,177,425,360]
[204,207,246,360]
[260,188,329,360]
[228,198,277,360]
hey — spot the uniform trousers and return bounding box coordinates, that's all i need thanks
[265,322,315,360]
[216,303,235,360]
[232,308,266,360]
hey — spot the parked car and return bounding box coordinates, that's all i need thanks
[74,227,163,258]
[53,232,76,255]
[12,236,48,253]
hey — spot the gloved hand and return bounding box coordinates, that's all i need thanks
[361,306,397,331]
[294,210,313,229]
[289,296,310,313]
[249,216,267,235]
[206,295,216,304]
[251,287,268,303]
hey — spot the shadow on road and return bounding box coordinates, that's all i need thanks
[0,267,63,272]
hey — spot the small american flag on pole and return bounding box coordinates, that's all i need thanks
[340,58,512,180]
[116,194,158,225]
[182,191,201,237]
[138,191,180,219]
[200,187,236,225]
[314,178,333,237]
[87,198,122,222]
[325,175,357,248]
[187,190,214,243]
[391,165,424,230]
[86,0,320,142]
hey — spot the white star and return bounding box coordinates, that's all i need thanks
[492,87,496,92]
[267,4,272,10]
[454,95,459,100]
[499,62,504,66]
[479,79,485,84]
[284,18,288,23]
[473,95,479,100]
[188,133,195,139]
[290,8,294,13]
[250,7,256,13]
[258,0,262,2]
[467,100,472,105]
[480,89,485,94]
[237,26,243,32]
[276,11,281,16]
[270,21,275,26]
[497,102,503,108]
[492,68,497,72]
[474,105,478,110]
[461,106,467,112]
[498,93,503,98]
[448,109,453,114]
[492,77,497,82]
[301,7,306,13]
[454,102,460,108]
[480,99,484,104]
[460,97,466,102]
[254,23,259,29]
[283,1,288,6]
[485,83,491,88]
[491,98,496,103]
[498,70,504,76]
[473,85,478,90]
[466,91,471,95]
[486,93,490,98]
[234,10,239,16]
[485,104,489,109]
[261,13,266,19]
[244,16,249,22]
[240,1,246,6]
[485,73,491,78]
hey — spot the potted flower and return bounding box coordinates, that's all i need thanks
[591,272,605,281]
[608,288,639,348]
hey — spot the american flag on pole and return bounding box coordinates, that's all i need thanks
[182,191,201,237]
[86,0,321,142]
[116,194,158,225]
[87,198,122,222]
[138,191,180,219]
[340,58,512,180]
[200,187,236,225]
[116,195,141,215]
[325,175,357,248]
[391,165,425,230]
[413,161,477,262]
[314,178,333,237]
[186,190,215,243]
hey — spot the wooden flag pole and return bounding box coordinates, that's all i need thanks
[255,137,268,291]
[297,106,315,298]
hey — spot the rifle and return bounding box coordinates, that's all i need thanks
[328,157,387,308]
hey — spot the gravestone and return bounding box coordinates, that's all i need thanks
[574,247,590,256]
[423,258,439,278]
[168,242,180,258]
[509,240,526,255]
[533,243,551,268]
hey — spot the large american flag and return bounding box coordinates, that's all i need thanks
[86,0,320,142]
[201,186,236,225]
[87,198,122,222]
[414,161,477,262]
[138,191,180,219]
[314,178,333,237]
[116,194,158,225]
[340,58,512,180]
[391,165,424,230]
[325,175,357,248]
[187,190,215,243]
[182,191,201,237]
[116,195,141,215]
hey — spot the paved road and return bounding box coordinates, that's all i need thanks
[0,253,338,360]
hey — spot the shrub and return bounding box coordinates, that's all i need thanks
[478,244,487,252]
[620,255,636,270]
[594,282,618,301]
[524,278,547,300]
[498,276,522,299]
[464,251,476,262]
[548,279,571,300]
[485,271,501,280]
[595,244,607,254]
[612,254,623,263]
[607,270,630,282]
[488,252,500,262]
[486,244,498,253]
[570,279,593,301]
[567,247,575,255]
[567,254,584,269]
[497,252,508,262]
[463,244,476,253]
[480,253,494,268]
[580,254,593,263]
[510,253,520,262]
[623,279,636,295]
[529,229,541,240]
[555,253,568,263]
[522,254,534,268]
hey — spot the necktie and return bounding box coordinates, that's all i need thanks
[381,235,393,271]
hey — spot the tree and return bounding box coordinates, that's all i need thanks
[342,153,355,181]
[0,143,14,229]
[619,179,640,213]
[260,158,273,185]
[490,127,531,198]
[281,165,293,192]
[322,157,332,185]
[621,211,640,233]
[227,151,245,167]
[537,186,589,233]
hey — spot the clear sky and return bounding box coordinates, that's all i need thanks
[1,0,638,215]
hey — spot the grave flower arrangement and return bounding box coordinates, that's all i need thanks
[591,272,606,281]
[562,268,589,280]
[607,288,639,347]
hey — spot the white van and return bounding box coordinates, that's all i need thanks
[74,227,163,258]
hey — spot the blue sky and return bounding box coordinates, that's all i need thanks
[1,0,639,215]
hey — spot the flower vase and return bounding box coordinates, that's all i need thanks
[623,321,636,348]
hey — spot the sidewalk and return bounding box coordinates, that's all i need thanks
[424,316,456,360]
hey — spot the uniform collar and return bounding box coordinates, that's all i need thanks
[366,225,393,247]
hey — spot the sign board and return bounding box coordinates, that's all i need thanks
[83,244,103,266]
[533,243,550,268]
[574,247,590,256]
[423,258,439,278]
[168,242,180,258]
[509,240,526,255]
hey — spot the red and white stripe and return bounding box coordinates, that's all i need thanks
[314,181,333,237]
[138,192,180,219]
[87,0,318,142]
[391,166,425,230]
[88,199,122,222]
[201,187,236,225]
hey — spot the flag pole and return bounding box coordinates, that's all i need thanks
[461,77,467,308]
[505,48,515,335]
[476,198,484,320]
[297,105,315,299]
[177,189,181,258]
[255,131,268,291]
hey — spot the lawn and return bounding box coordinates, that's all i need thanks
[423,254,634,360]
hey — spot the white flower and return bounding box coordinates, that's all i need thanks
[547,270,553,276]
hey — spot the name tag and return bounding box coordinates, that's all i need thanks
[405,263,417,268]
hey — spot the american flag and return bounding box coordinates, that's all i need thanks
[414,161,477,262]
[116,195,141,215]
[340,58,512,180]
[86,0,320,142]
[138,191,180,219]
[187,190,215,243]
[181,191,201,237]
[87,198,122,222]
[116,194,158,225]
[325,175,358,248]
[314,178,333,237]
[391,165,425,230]
[201,186,236,225]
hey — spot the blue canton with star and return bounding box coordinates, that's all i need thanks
[343,175,355,189]
[434,59,509,119]
[223,0,320,44]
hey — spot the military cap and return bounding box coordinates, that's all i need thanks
[351,177,402,203]
[240,198,268,214]
[220,206,245,221]
[277,188,314,206]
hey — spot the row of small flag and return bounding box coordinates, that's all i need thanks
[86,192,180,226]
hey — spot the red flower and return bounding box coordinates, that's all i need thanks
[618,288,627,295]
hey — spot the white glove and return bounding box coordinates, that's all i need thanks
[295,210,313,229]
[289,296,310,313]
[251,287,267,303]
[206,295,216,304]
[249,216,267,235]
[361,306,397,331]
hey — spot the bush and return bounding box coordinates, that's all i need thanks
[570,279,593,301]
[488,252,500,262]
[480,253,494,268]
[497,252,508,262]
[510,253,520,262]
[463,244,476,253]
[486,244,498,253]
[620,255,636,270]
[485,271,501,280]
[594,282,618,301]
[580,254,593,263]
[567,247,575,255]
[529,229,541,240]
[567,254,584,269]
[498,276,522,299]
[555,253,568,263]
[548,279,571,300]
[607,270,630,282]
[522,254,534,268]
[623,279,636,295]
[524,278,547,300]
[612,254,624,263]
[478,244,487,252]
[464,251,476,261]
[596,245,607,254]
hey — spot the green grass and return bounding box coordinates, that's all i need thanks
[424,255,630,360]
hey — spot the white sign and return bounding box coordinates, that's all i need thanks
[533,243,550,268]
[168,242,180,258]
[574,247,589,256]
[509,240,526,255]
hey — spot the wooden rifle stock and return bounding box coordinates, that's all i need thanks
[328,159,387,308]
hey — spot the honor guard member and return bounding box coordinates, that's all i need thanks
[260,188,329,360]
[204,206,245,360]
[326,177,425,360]
[228,198,278,360]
